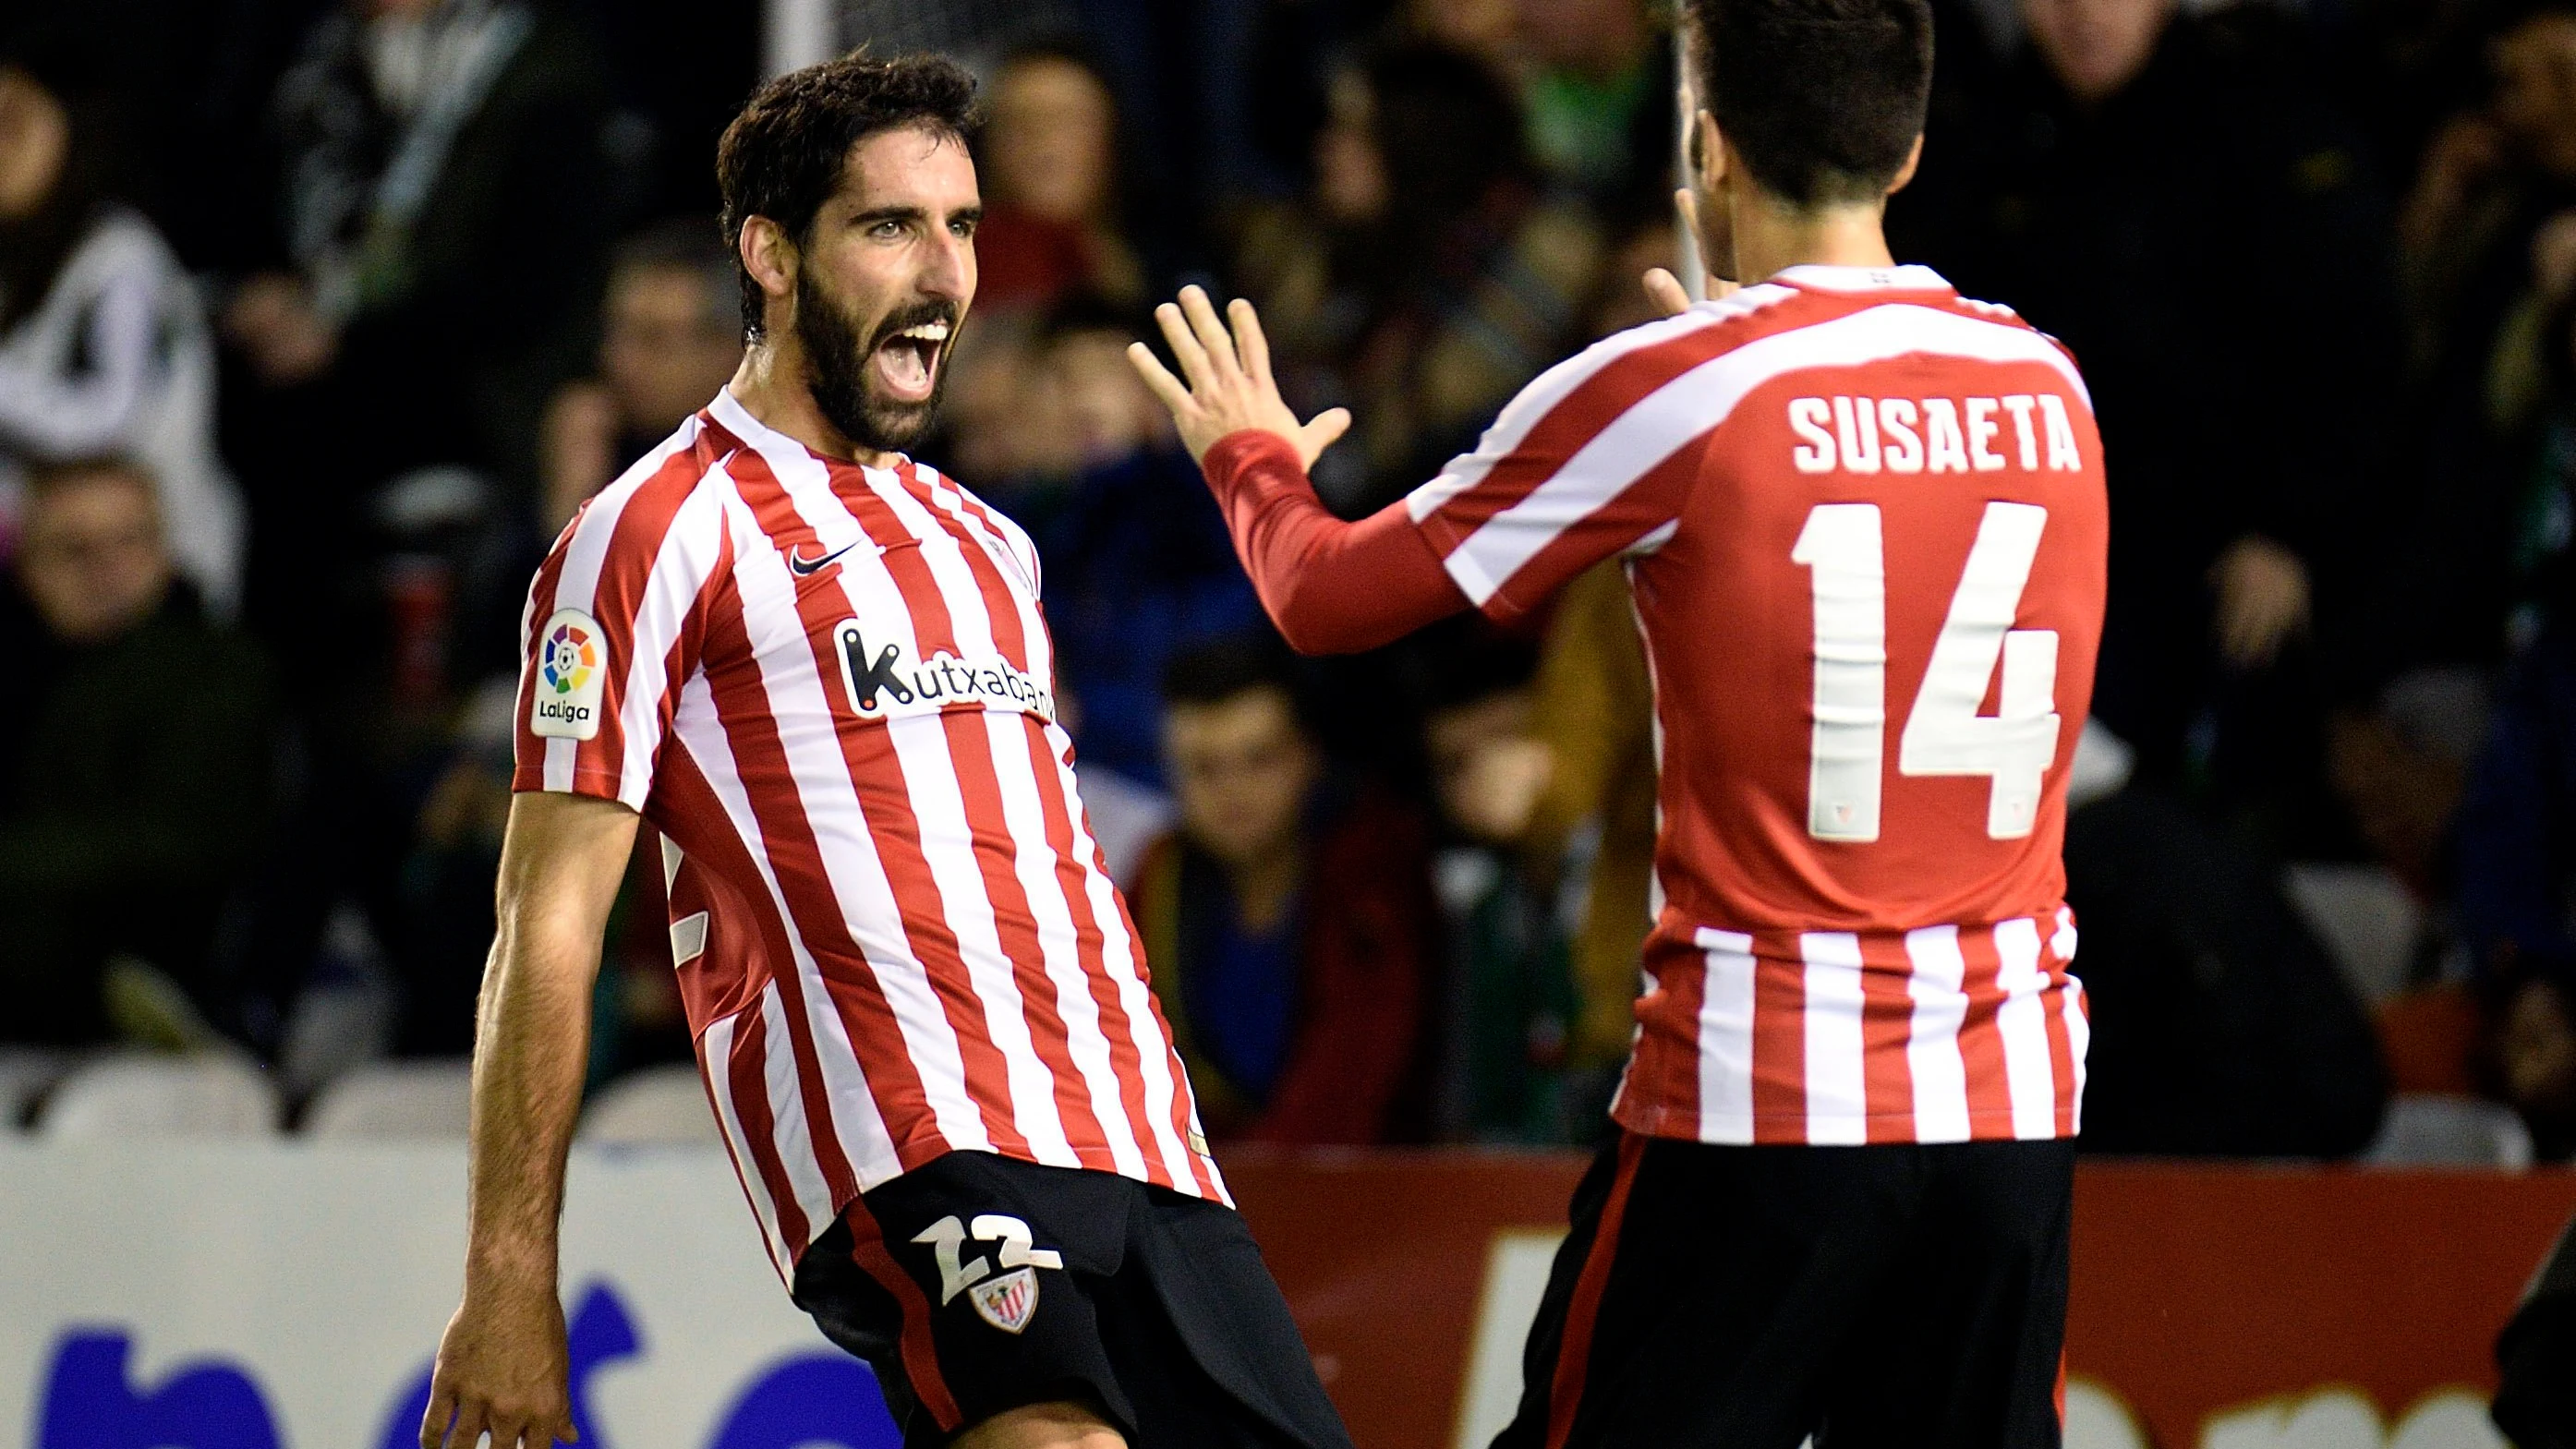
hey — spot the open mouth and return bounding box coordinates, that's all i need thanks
[872,318,952,405]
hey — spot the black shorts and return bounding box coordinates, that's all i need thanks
[792,1150,1355,1449]
[1496,1132,2074,1449]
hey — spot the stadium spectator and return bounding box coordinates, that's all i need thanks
[220,0,614,633]
[0,34,243,615]
[2455,612,2576,1158]
[1012,295,1266,793]
[973,43,1145,311]
[1231,42,1601,512]
[538,218,742,535]
[1893,0,2406,848]
[0,455,272,1046]
[1416,629,1590,1144]
[1128,639,1439,1144]
[1514,0,1669,206]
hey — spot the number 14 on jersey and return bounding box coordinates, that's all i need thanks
[1792,501,2062,844]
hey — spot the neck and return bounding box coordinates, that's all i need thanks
[1724,191,1897,286]
[1225,844,1302,936]
[726,339,901,468]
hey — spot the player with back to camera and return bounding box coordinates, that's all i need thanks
[419,52,1358,1449]
[1129,0,2109,1442]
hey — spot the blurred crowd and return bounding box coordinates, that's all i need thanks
[7,0,2576,1160]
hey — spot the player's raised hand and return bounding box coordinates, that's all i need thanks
[420,1284,578,1449]
[1128,284,1351,469]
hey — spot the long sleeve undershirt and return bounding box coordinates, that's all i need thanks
[1198,429,1469,654]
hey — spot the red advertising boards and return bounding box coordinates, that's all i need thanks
[1223,1151,2576,1449]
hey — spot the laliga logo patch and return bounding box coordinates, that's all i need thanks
[530,608,607,741]
[969,1268,1041,1334]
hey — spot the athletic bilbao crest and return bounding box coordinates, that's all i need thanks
[968,1268,1039,1334]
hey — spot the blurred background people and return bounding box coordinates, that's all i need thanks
[0,456,272,1046]
[1129,639,1439,1144]
[538,217,742,536]
[1894,0,2406,854]
[974,43,1147,311]
[0,30,242,614]
[1231,42,1602,513]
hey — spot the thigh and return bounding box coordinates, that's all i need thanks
[1818,1140,2074,1449]
[792,1153,1139,1449]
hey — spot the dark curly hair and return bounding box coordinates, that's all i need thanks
[1681,0,1932,208]
[716,51,981,340]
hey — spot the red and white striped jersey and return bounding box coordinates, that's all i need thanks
[1406,264,2107,1146]
[514,388,1225,1278]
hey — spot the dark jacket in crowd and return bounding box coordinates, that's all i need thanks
[1128,790,1440,1145]
[0,586,273,1043]
[1893,5,2407,772]
[1024,445,1266,788]
[2460,617,2576,994]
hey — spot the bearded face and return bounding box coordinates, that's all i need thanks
[795,264,958,454]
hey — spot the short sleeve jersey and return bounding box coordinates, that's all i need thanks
[514,389,1224,1278]
[1406,265,2109,1147]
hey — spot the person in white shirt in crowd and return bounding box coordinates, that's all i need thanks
[0,27,242,615]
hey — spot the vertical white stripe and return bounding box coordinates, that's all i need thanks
[2055,907,2087,1132]
[1992,917,2059,1140]
[1799,932,1869,1144]
[1692,928,1756,1144]
[886,711,1082,1166]
[612,475,731,807]
[759,980,842,1236]
[671,668,913,1183]
[1046,742,1202,1189]
[848,468,1082,1165]
[699,1010,789,1277]
[1903,925,1973,1143]
[706,465,998,1165]
[986,710,1148,1177]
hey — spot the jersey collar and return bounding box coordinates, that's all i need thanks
[1771,263,1953,294]
[707,386,910,475]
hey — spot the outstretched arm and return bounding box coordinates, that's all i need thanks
[1128,286,1468,654]
[422,790,640,1449]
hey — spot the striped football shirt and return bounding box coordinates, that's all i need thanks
[1404,264,2108,1145]
[514,387,1223,1277]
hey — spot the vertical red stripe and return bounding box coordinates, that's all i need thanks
[843,1197,964,1431]
[722,1000,811,1257]
[1023,729,1168,1182]
[1749,935,1808,1144]
[1857,934,1918,1144]
[1955,926,2015,1129]
[722,448,1034,1162]
[940,707,1105,1153]
[574,450,710,786]
[2037,918,2081,1136]
[1545,1132,1649,1449]
[1620,946,1704,1139]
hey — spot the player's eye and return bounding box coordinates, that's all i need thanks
[868,219,906,240]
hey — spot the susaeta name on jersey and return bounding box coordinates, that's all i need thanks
[835,621,1057,725]
[1785,392,2085,477]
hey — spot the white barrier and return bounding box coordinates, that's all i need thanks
[0,1141,895,1449]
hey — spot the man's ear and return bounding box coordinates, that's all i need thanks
[1887,133,1926,196]
[740,215,797,323]
[1695,110,1728,196]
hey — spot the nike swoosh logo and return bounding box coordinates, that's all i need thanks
[787,540,864,577]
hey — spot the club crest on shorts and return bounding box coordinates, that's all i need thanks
[969,1266,1040,1334]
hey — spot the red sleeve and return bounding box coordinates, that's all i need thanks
[1199,429,1468,655]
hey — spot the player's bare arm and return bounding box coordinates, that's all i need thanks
[421,790,639,1449]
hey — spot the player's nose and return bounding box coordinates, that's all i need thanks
[915,225,973,304]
